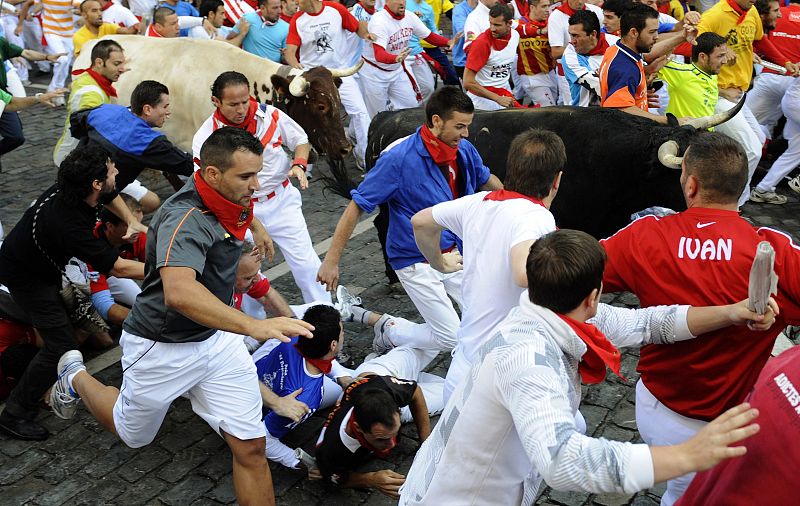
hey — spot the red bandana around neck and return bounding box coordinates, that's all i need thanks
[213,98,259,135]
[587,33,611,56]
[146,24,164,37]
[71,68,118,97]
[347,413,395,458]
[280,12,293,23]
[192,171,254,240]
[557,1,579,17]
[384,4,404,20]
[489,29,512,50]
[556,313,625,384]
[483,189,544,207]
[726,0,749,24]
[420,124,460,196]
[294,344,334,374]
[359,1,375,14]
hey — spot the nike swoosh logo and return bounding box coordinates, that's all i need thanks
[696,222,716,229]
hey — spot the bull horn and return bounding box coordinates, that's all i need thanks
[684,93,747,130]
[329,60,363,78]
[658,140,683,169]
[289,75,310,97]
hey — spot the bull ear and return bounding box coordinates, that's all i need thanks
[334,77,342,88]
[271,75,290,101]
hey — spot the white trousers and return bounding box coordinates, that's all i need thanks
[466,91,505,111]
[22,20,49,73]
[407,54,435,102]
[354,345,445,421]
[555,71,571,106]
[713,96,765,206]
[757,79,800,192]
[518,72,558,107]
[251,182,330,304]
[395,262,463,351]
[42,33,73,92]
[1,15,28,82]
[635,380,707,506]
[339,75,370,166]
[359,63,420,118]
[747,73,793,139]
[113,330,265,448]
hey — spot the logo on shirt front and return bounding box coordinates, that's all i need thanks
[490,63,511,79]
[315,28,333,53]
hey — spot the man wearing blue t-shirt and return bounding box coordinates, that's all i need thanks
[451,0,475,78]
[230,0,289,63]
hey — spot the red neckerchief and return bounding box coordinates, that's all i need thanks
[420,124,459,197]
[213,97,259,135]
[279,12,293,23]
[147,24,163,37]
[192,171,254,240]
[384,4,404,20]
[347,413,395,457]
[587,33,611,56]
[71,67,118,97]
[514,0,530,19]
[483,189,544,206]
[556,313,624,384]
[526,18,547,31]
[488,28,512,50]
[726,0,749,24]
[101,1,113,11]
[557,1,579,17]
[359,1,375,14]
[294,344,333,374]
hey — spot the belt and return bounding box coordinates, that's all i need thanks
[252,179,289,202]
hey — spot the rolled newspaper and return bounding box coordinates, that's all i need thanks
[759,60,789,75]
[747,241,778,315]
[295,447,318,470]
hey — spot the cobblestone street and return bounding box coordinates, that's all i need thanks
[0,82,797,506]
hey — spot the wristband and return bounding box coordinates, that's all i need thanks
[35,93,42,102]
[291,163,307,172]
[292,157,308,172]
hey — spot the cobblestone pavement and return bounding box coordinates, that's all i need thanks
[0,80,798,506]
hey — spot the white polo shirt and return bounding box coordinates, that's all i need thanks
[431,191,556,360]
[463,0,490,50]
[363,8,431,71]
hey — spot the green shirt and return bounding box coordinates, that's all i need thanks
[659,61,718,120]
[0,37,24,93]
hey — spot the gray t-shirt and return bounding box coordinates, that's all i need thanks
[124,177,243,343]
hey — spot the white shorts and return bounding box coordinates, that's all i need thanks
[113,330,266,448]
[120,179,149,201]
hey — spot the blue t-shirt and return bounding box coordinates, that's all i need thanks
[406,0,436,56]
[255,337,324,438]
[233,12,289,63]
[159,1,199,37]
[451,0,473,67]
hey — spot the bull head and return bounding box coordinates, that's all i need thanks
[288,61,363,97]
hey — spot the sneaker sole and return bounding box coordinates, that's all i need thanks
[750,193,787,204]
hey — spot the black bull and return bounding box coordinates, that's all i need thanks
[357,102,742,282]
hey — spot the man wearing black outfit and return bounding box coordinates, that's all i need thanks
[0,144,144,441]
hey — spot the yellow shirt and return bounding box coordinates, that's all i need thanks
[697,1,763,90]
[666,0,685,21]
[421,0,454,48]
[73,23,119,56]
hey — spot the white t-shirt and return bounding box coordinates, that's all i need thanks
[287,1,361,69]
[467,29,520,88]
[463,0,490,50]
[188,25,233,39]
[128,0,158,17]
[193,104,309,195]
[431,191,556,359]
[547,4,603,49]
[102,3,139,28]
[363,9,430,72]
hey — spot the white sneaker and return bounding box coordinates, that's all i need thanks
[335,285,361,322]
[750,188,787,205]
[50,350,85,420]
[789,176,800,196]
[372,314,396,355]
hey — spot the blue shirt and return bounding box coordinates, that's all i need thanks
[233,12,289,63]
[406,0,437,56]
[348,3,373,66]
[351,129,491,270]
[255,337,324,439]
[451,0,473,67]
[159,1,199,37]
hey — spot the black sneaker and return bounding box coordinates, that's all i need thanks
[0,409,49,441]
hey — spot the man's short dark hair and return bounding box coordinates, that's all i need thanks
[569,9,601,37]
[527,229,607,314]
[90,39,123,65]
[211,71,250,99]
[489,3,513,21]
[57,143,113,205]
[153,6,176,25]
[295,305,341,359]
[620,2,658,36]
[503,129,566,199]
[683,132,748,204]
[199,127,264,172]
[754,0,777,15]
[199,0,224,18]
[130,80,169,116]
[425,86,474,126]
[352,388,401,432]
[603,0,635,16]
[692,32,727,62]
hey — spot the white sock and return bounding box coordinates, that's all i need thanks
[351,306,371,326]
[66,370,82,396]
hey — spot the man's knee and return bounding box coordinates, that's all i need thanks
[227,434,267,465]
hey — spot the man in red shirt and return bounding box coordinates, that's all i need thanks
[601,131,800,505]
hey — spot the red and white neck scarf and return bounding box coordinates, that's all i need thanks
[212,98,259,135]
[70,67,118,98]
[556,313,625,384]
[193,171,254,240]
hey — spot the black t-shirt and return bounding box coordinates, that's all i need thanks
[0,185,119,287]
[315,375,417,486]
